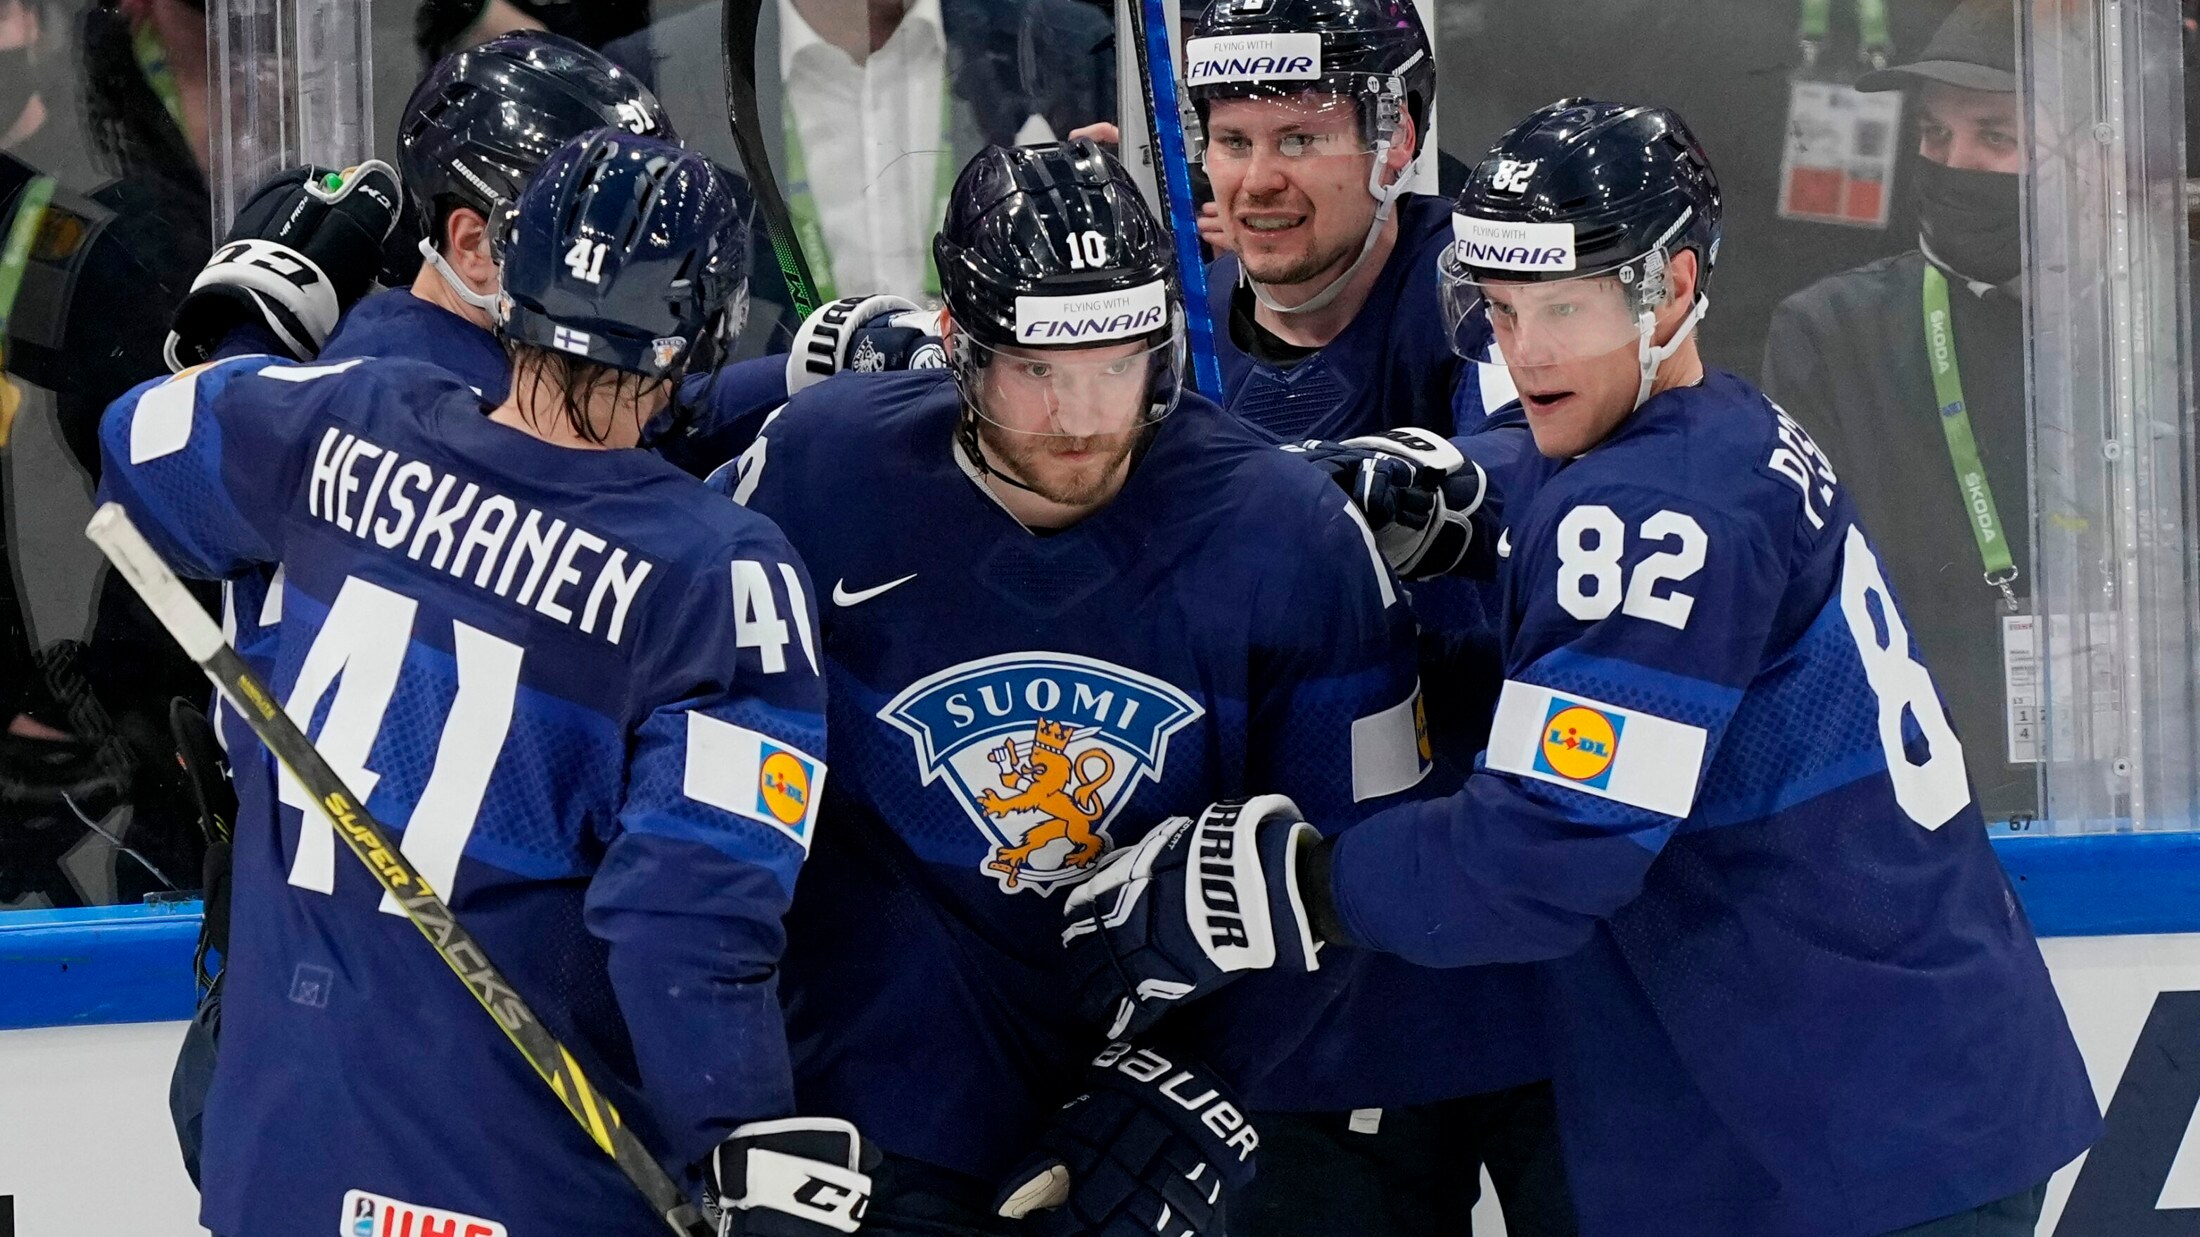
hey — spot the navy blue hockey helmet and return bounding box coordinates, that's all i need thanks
[398,31,673,241]
[934,139,1186,435]
[498,130,750,381]
[1184,0,1434,155]
[1440,99,1721,405]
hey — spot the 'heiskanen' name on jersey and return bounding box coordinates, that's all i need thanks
[98,354,826,1237]
[720,368,1429,1179]
[1325,369,2098,1237]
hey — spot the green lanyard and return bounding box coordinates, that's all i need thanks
[0,176,56,448]
[132,19,187,137]
[782,79,956,302]
[1923,264,2020,610]
[1799,0,1892,69]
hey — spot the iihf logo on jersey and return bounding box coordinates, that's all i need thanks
[881,654,1203,895]
[342,1188,507,1237]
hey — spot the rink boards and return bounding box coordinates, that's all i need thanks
[0,834,2195,1237]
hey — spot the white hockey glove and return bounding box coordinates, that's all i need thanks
[165,161,401,370]
[706,1117,878,1236]
[1286,428,1491,580]
[784,294,947,394]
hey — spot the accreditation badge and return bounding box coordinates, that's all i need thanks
[1777,79,1902,229]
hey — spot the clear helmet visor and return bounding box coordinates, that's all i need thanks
[1187,74,1403,167]
[954,322,1186,440]
[1438,244,1668,371]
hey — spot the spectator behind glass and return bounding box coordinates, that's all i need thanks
[0,0,217,905]
[1761,0,2037,824]
[605,0,1103,350]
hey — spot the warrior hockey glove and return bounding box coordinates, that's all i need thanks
[1062,796,1320,1041]
[996,1041,1259,1237]
[1286,428,1492,580]
[166,161,402,370]
[706,1117,878,1236]
[784,294,947,394]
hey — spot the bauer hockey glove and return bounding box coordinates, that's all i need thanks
[1061,796,1320,1041]
[165,161,402,371]
[996,1041,1259,1237]
[1286,428,1493,580]
[705,1117,878,1236]
[784,294,947,394]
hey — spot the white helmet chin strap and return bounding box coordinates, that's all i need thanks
[1248,60,1422,320]
[1633,293,1708,410]
[418,236,504,316]
[1248,155,1411,318]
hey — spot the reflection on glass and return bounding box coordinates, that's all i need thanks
[1763,0,2041,827]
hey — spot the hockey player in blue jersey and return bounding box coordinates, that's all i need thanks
[153,34,698,1180]
[1185,0,1505,441]
[99,132,874,1237]
[1173,2,1573,1234]
[1061,100,2099,1237]
[716,138,1428,1236]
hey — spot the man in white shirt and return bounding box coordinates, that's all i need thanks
[779,0,953,301]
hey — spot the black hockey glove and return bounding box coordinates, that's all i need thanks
[996,1041,1260,1237]
[784,294,946,394]
[1061,796,1320,1041]
[705,1117,878,1236]
[1285,428,1493,580]
[166,161,402,370]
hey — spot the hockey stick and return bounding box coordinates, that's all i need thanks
[83,503,713,1237]
[722,0,822,320]
[1125,0,1223,398]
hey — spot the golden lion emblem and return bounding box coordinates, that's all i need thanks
[977,718,1116,889]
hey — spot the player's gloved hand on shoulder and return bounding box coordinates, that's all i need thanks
[166,161,402,370]
[1285,428,1492,580]
[784,294,946,394]
[1061,796,1321,1041]
[996,1041,1259,1237]
[705,1117,878,1236]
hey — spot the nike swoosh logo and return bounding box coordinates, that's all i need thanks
[1497,529,1512,559]
[832,573,918,607]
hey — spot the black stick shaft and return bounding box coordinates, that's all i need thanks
[723,0,822,319]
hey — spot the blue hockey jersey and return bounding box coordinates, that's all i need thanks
[1208,192,1484,443]
[1208,195,1552,1109]
[99,355,826,1237]
[1327,370,2098,1236]
[726,369,1427,1178]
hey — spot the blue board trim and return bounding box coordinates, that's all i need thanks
[1991,830,2200,938]
[3,833,2199,1030]
[0,900,202,1030]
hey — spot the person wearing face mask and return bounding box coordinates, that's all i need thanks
[1761,0,2037,827]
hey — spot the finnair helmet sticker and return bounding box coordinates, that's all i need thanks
[1012,281,1170,345]
[1452,216,1580,274]
[1184,33,1324,86]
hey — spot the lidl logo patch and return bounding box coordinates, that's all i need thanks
[1535,700,1623,788]
[758,746,815,828]
[684,715,826,850]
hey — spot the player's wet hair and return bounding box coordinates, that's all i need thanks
[500,340,673,447]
